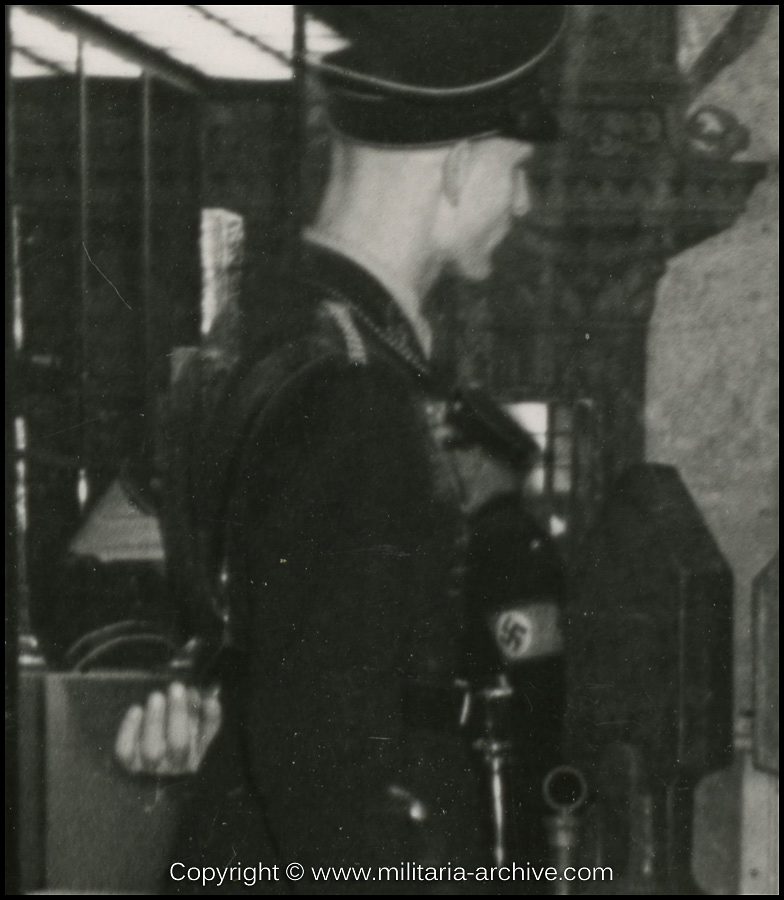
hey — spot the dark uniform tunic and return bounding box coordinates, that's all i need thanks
[167,241,488,894]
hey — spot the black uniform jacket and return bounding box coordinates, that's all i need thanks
[166,242,488,894]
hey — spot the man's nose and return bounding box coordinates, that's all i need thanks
[512,170,532,218]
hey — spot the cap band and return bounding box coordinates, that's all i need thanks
[327,85,559,146]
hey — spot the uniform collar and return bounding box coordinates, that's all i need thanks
[302,229,433,360]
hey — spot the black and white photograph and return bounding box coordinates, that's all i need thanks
[5,5,778,895]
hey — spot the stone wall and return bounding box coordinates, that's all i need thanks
[646,7,779,716]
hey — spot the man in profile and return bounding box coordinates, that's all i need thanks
[118,7,567,892]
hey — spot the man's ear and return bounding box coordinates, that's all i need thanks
[441,140,473,207]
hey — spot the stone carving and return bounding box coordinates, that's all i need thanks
[686,105,751,160]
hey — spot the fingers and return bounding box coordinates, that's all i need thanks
[140,690,168,771]
[115,682,222,776]
[115,704,144,773]
[165,682,193,770]
[185,687,203,773]
[195,687,222,771]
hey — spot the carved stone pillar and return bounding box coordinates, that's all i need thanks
[431,6,765,540]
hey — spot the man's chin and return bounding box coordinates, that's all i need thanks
[455,257,493,284]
